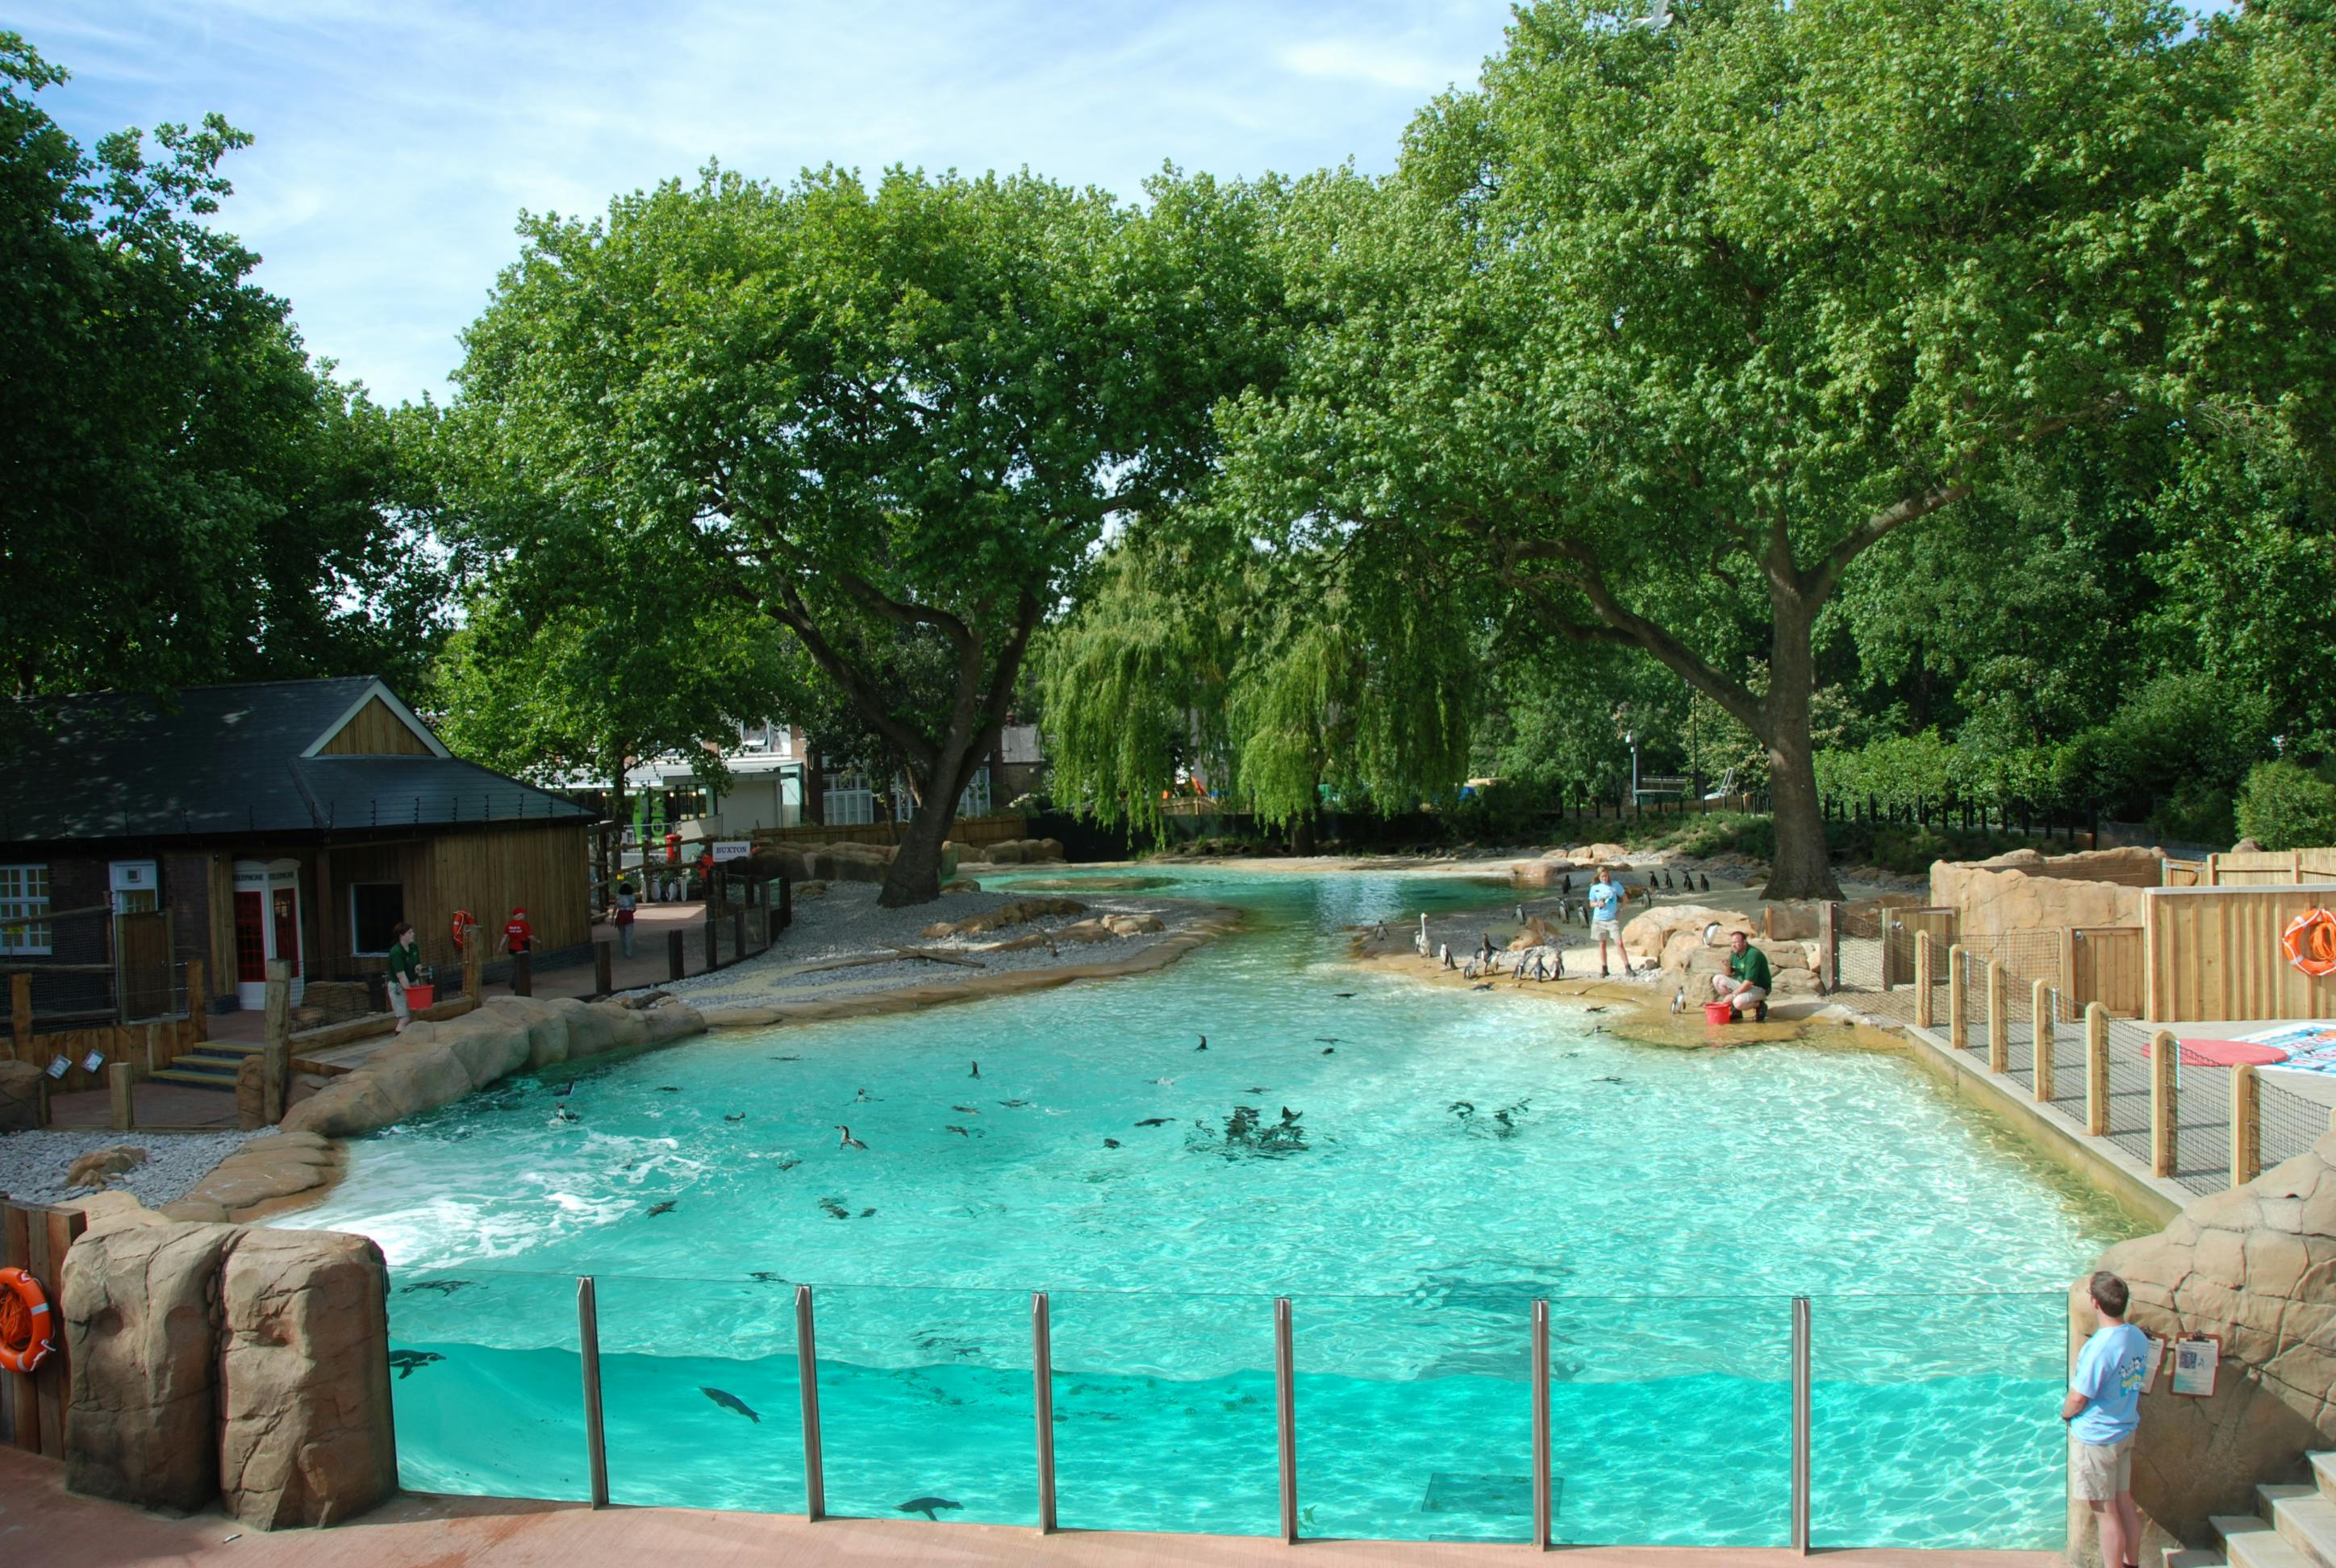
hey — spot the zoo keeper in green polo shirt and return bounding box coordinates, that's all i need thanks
[1710,929,1771,1023]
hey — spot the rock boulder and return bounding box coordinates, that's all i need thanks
[217,1228,396,1528]
[65,1144,148,1190]
[1621,903,1757,963]
[2077,1133,2336,1559]
[0,1057,43,1131]
[63,1220,240,1512]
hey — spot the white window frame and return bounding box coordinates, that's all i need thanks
[0,864,52,955]
[823,768,874,827]
[348,882,406,957]
[892,765,992,823]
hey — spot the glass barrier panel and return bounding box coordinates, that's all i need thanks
[1292,1290,1533,1543]
[1543,1294,1790,1545]
[811,1284,1037,1527]
[593,1271,804,1512]
[1048,1287,1279,1536]
[1811,1291,2067,1549]
[385,1268,587,1500]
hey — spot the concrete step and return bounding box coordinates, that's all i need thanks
[148,1068,236,1091]
[2167,1545,2230,1568]
[2220,1513,2311,1568]
[163,1054,240,1076]
[2310,1451,2336,1503]
[181,1040,261,1058]
[2263,1483,2336,1568]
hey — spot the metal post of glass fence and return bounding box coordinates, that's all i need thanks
[1791,1296,1811,1553]
[1274,1295,1298,1545]
[1032,1291,1057,1533]
[1531,1299,1551,1551]
[796,1285,825,1521]
[577,1275,609,1508]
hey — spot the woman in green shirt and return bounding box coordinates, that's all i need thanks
[386,922,423,1033]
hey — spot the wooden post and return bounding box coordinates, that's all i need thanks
[108,1061,134,1131]
[462,938,483,1004]
[2086,1003,2111,1136]
[2032,980,2054,1103]
[263,959,290,1126]
[780,874,793,932]
[512,950,533,998]
[706,907,720,972]
[186,958,207,1040]
[733,908,748,965]
[144,1020,162,1078]
[2151,1029,2180,1178]
[1914,932,1935,1028]
[2059,927,2077,1011]
[668,929,686,982]
[1817,903,1840,993]
[2231,1064,2261,1188]
[1987,959,2009,1071]
[10,972,27,1053]
[5,1202,86,1458]
[1948,945,1969,1052]
[594,940,614,998]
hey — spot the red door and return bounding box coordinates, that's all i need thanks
[271,886,301,973]
[235,890,266,983]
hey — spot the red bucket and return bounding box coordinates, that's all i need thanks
[404,983,436,1009]
[1703,1000,1736,1024]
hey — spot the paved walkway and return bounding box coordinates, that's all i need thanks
[0,1449,2054,1568]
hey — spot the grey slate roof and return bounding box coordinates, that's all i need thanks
[0,678,591,844]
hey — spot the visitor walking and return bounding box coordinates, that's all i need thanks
[2064,1270,2149,1568]
[614,880,637,958]
[498,905,535,958]
[1588,869,1629,976]
[1710,930,1770,1021]
[384,921,423,1034]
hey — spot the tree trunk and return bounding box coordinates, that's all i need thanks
[1759,595,1844,901]
[878,795,956,907]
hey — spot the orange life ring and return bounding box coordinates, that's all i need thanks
[2284,908,2336,979]
[450,910,477,951]
[0,1266,54,1375]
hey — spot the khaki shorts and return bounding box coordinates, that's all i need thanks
[2070,1433,2132,1500]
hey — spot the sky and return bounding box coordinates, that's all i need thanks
[14,1,1516,407]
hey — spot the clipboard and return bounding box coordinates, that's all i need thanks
[2142,1334,2167,1394]
[2170,1333,2221,1398]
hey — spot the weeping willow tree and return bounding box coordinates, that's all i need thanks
[1040,523,1479,842]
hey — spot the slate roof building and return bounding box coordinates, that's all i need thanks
[0,678,592,1025]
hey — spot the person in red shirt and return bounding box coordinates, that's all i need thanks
[497,906,534,957]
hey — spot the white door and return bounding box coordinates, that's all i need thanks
[232,859,305,1010]
[109,860,160,914]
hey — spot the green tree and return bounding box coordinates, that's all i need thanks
[451,165,1282,903]
[1211,0,2295,897]
[0,35,444,707]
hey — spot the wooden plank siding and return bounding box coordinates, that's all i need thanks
[2143,884,2336,1022]
[2063,926,2145,1019]
[2,1015,205,1096]
[2208,849,2336,886]
[750,814,1028,851]
[421,824,591,972]
[316,695,436,756]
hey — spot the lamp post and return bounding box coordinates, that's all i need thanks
[1625,730,1639,807]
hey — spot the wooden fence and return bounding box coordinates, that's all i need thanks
[0,1199,85,1457]
[2143,884,2336,1023]
[2200,849,2336,886]
[8,965,208,1099]
[747,814,1028,851]
[2063,926,2145,1019]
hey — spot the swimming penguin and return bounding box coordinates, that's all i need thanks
[970,1061,980,1078]
[836,1125,867,1150]
[1196,1035,1208,1051]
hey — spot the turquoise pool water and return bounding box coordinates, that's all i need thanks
[294,868,2134,1547]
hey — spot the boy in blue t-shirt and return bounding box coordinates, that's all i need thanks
[1587,869,1630,977]
[2063,1270,2149,1568]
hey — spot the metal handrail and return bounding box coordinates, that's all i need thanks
[1032,1291,1057,1533]
[796,1285,825,1521]
[1275,1295,1297,1545]
[577,1276,609,1508]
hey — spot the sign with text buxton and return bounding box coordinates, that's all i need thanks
[711,840,753,863]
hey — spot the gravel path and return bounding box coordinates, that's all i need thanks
[644,881,1208,1010]
[0,1128,261,1207]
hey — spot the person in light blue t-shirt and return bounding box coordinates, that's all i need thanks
[1587,868,1631,978]
[2063,1270,2149,1568]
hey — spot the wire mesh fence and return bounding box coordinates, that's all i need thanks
[1825,924,2333,1198]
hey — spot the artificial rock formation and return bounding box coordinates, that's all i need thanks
[217,1228,396,1528]
[1933,846,2160,942]
[2080,1132,2336,1557]
[920,897,1087,940]
[64,1145,147,1190]
[61,1220,240,1512]
[65,1218,395,1528]
[1620,903,1757,963]
[0,1057,41,1131]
